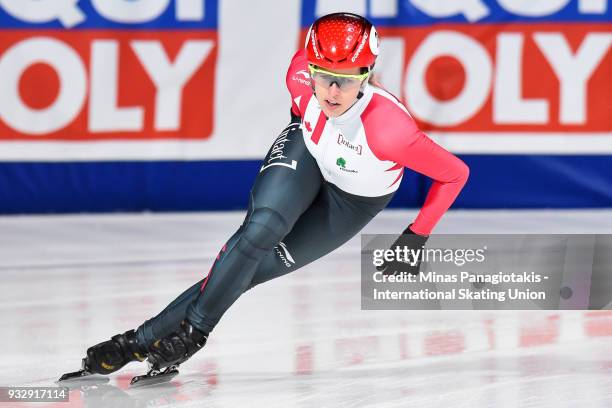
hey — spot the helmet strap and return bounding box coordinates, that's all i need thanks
[356,66,372,99]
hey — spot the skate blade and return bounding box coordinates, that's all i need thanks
[129,366,179,388]
[56,370,110,387]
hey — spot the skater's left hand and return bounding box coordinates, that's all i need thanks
[376,225,428,276]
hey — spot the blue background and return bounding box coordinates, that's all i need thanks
[1,155,611,213]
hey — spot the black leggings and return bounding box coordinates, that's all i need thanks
[135,120,393,347]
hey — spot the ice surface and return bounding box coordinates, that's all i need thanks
[1,209,612,407]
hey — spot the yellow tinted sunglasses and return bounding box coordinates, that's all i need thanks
[308,65,369,90]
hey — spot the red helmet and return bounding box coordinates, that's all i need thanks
[305,13,379,71]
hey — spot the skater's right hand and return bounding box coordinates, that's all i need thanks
[376,225,428,276]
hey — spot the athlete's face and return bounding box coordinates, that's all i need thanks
[311,66,365,118]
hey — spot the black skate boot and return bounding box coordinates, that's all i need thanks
[58,329,148,385]
[147,320,208,368]
[130,320,207,387]
[86,329,148,374]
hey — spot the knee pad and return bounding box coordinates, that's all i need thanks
[238,207,289,257]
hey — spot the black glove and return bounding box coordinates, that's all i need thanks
[377,225,428,276]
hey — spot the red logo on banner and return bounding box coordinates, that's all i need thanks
[0,30,217,140]
[391,24,611,132]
